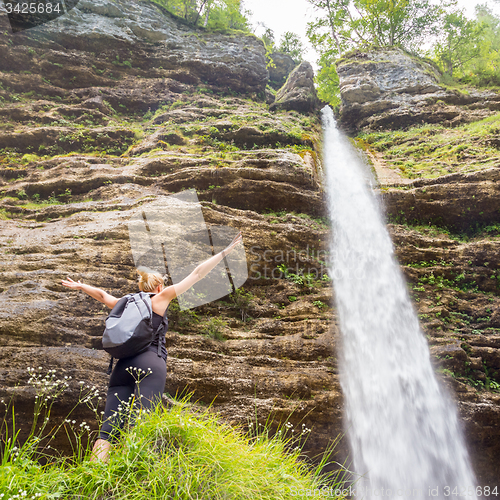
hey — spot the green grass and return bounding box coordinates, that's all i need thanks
[0,209,11,220]
[358,113,500,179]
[391,219,500,242]
[1,370,347,499]
[262,210,329,231]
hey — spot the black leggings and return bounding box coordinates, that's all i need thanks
[99,350,167,443]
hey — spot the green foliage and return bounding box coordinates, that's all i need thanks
[198,134,239,152]
[205,0,250,30]
[407,259,454,268]
[277,263,320,288]
[466,4,500,86]
[313,300,327,309]
[260,26,276,50]
[417,271,479,293]
[444,5,500,87]
[432,10,485,77]
[113,55,133,68]
[276,31,305,63]
[259,26,277,69]
[230,288,254,321]
[21,153,40,164]
[0,367,101,469]
[440,349,500,393]
[358,114,500,179]
[201,316,227,340]
[152,0,250,31]
[167,298,200,328]
[305,0,500,102]
[306,0,447,56]
[316,53,341,107]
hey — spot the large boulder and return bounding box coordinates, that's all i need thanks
[270,61,319,113]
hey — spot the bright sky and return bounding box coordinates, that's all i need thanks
[245,0,317,63]
[245,0,500,66]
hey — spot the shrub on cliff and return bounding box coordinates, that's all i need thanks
[152,0,251,32]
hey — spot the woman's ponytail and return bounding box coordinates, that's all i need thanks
[136,267,164,292]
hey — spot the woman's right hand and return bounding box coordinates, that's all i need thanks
[61,276,83,290]
[222,231,242,257]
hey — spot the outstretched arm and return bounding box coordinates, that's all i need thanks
[61,277,119,309]
[158,231,243,303]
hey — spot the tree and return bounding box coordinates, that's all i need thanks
[153,0,250,31]
[306,0,352,57]
[315,52,341,106]
[433,11,485,77]
[276,31,305,63]
[305,0,355,106]
[428,4,500,86]
[260,26,276,51]
[306,0,448,57]
[205,0,251,30]
[356,0,446,52]
[257,26,277,69]
[459,4,500,85]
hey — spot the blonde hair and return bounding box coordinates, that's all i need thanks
[136,267,164,292]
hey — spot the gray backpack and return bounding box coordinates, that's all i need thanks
[102,292,166,374]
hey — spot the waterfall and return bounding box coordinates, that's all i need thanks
[322,106,477,499]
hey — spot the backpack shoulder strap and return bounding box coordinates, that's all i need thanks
[107,357,114,375]
[133,292,153,322]
[152,297,168,358]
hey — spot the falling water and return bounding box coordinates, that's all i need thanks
[322,106,477,499]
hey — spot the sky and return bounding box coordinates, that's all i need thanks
[245,0,317,63]
[245,0,500,66]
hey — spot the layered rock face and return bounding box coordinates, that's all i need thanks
[337,48,500,485]
[0,0,338,468]
[0,0,267,93]
[338,47,500,132]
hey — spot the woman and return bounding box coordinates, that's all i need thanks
[61,231,242,462]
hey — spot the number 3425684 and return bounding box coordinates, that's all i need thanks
[5,3,62,14]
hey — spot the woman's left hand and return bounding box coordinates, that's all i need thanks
[61,276,83,290]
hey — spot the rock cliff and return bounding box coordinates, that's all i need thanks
[0,0,337,471]
[338,47,500,132]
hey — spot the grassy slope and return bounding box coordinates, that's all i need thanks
[0,396,347,500]
[357,113,500,180]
